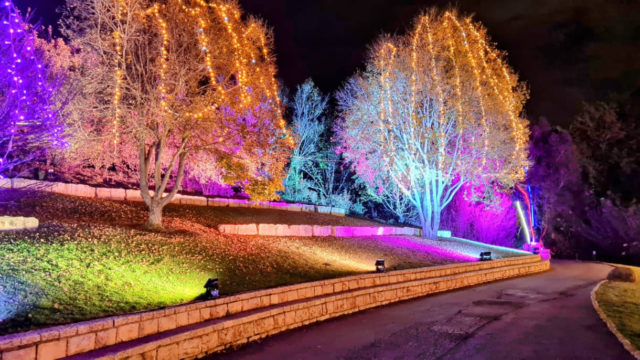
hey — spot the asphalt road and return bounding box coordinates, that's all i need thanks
[208,260,631,360]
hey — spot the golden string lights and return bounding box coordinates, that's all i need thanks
[373,10,528,183]
[112,0,125,151]
[111,0,292,147]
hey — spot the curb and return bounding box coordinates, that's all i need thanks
[591,280,640,360]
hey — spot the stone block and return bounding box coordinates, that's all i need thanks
[286,203,303,212]
[284,311,296,326]
[95,328,116,348]
[4,346,36,360]
[208,198,229,207]
[299,204,315,212]
[187,310,200,324]
[157,343,179,360]
[330,207,346,216]
[23,217,39,230]
[316,205,332,214]
[253,201,271,209]
[69,183,96,198]
[200,307,211,321]
[236,224,258,235]
[333,226,358,237]
[116,323,139,342]
[273,313,285,328]
[288,225,312,237]
[437,229,452,238]
[125,189,144,202]
[67,333,95,356]
[158,315,177,332]
[228,198,249,207]
[75,318,112,335]
[217,224,236,234]
[0,177,12,189]
[227,301,242,314]
[242,297,261,312]
[0,216,22,231]
[176,311,189,327]
[48,182,71,195]
[266,201,288,210]
[258,224,277,236]
[312,225,332,237]
[200,331,219,352]
[96,187,126,201]
[179,195,207,206]
[36,339,67,360]
[139,318,159,337]
[178,338,201,359]
[210,304,228,318]
[12,178,41,190]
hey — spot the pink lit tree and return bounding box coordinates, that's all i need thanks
[336,10,530,239]
[62,0,292,229]
[0,1,68,177]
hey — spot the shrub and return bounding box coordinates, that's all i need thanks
[607,267,636,283]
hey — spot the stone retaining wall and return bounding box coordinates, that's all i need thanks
[219,223,422,237]
[0,178,346,216]
[76,257,549,360]
[0,255,545,360]
[0,216,39,231]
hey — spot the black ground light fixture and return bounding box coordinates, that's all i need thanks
[376,259,385,273]
[204,278,220,299]
[479,252,492,261]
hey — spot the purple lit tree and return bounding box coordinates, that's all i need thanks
[0,0,66,177]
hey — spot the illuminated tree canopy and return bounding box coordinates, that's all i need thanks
[337,10,530,239]
[63,0,292,228]
[0,1,68,176]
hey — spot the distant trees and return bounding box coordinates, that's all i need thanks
[0,1,70,176]
[283,79,360,211]
[570,102,640,204]
[284,79,327,202]
[529,117,639,262]
[62,0,292,228]
[336,10,529,239]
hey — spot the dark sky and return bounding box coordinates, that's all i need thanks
[15,0,640,125]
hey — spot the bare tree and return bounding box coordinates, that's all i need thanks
[337,10,530,239]
[284,79,326,202]
[62,0,292,229]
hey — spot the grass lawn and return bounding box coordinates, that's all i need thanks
[0,189,519,335]
[595,265,640,351]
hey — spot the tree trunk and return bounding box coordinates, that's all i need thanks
[417,194,440,240]
[145,201,164,230]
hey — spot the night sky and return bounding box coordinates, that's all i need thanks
[15,0,640,126]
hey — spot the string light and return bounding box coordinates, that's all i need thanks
[112,0,124,152]
[1,0,65,172]
[113,0,293,149]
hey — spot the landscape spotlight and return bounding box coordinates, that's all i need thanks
[375,259,385,273]
[204,278,219,299]
[479,252,492,261]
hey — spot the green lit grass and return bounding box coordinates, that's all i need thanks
[596,265,640,350]
[0,189,465,335]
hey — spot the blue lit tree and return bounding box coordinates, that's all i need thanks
[337,11,530,239]
[0,0,65,177]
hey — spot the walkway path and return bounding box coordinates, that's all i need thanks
[208,261,631,359]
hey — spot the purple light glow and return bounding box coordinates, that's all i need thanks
[441,183,518,248]
[1,0,67,175]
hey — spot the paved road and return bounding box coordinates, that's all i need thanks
[208,261,631,360]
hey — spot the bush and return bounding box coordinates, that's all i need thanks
[607,267,636,283]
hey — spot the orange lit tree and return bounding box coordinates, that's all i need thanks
[62,0,292,229]
[336,10,530,239]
